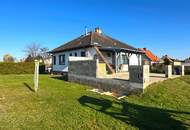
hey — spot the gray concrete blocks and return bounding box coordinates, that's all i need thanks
[129,65,150,89]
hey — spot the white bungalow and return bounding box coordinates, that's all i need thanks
[50,28,145,74]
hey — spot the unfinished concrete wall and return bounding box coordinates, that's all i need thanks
[68,59,106,78]
[68,59,143,95]
[68,74,142,95]
[68,59,149,95]
[165,65,172,78]
[128,65,150,89]
[129,65,150,85]
[68,60,97,77]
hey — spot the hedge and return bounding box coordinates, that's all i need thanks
[185,66,190,75]
[150,63,165,74]
[0,62,45,74]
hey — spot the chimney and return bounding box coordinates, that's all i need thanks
[95,27,102,34]
[84,26,88,35]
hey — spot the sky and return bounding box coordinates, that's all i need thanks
[0,0,190,60]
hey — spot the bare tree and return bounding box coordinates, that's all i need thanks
[3,54,15,62]
[24,43,41,58]
[23,43,50,62]
[40,47,50,60]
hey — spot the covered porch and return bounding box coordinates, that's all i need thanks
[98,47,144,73]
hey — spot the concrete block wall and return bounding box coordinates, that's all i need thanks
[129,65,150,88]
[129,65,150,89]
[68,59,150,94]
[68,74,142,95]
[143,65,150,86]
[68,60,97,77]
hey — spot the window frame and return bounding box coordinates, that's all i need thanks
[121,55,129,64]
[81,51,86,57]
[53,56,56,65]
[59,54,65,65]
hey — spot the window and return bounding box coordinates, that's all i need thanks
[59,55,65,65]
[107,52,111,57]
[122,55,129,64]
[75,52,77,56]
[81,51,85,57]
[53,56,56,65]
[69,53,72,56]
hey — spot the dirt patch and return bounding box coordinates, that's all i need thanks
[0,96,7,113]
[0,104,7,113]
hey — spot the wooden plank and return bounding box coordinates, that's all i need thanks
[94,46,115,74]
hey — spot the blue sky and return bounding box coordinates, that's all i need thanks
[0,0,190,60]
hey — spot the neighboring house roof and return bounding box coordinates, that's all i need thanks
[184,57,190,63]
[50,29,140,53]
[162,55,184,62]
[139,48,160,62]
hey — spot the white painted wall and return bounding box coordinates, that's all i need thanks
[69,56,93,61]
[52,47,96,72]
[52,46,142,72]
[129,54,142,66]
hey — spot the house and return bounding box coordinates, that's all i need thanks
[161,55,184,74]
[139,48,160,65]
[184,57,190,66]
[161,55,184,66]
[50,28,144,73]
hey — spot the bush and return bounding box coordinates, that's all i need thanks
[185,66,190,75]
[150,63,165,74]
[0,62,45,74]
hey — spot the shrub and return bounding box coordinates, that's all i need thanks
[0,62,45,74]
[185,66,190,75]
[150,63,165,74]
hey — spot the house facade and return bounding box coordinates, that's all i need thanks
[139,48,160,65]
[50,28,144,73]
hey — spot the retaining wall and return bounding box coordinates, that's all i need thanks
[68,74,142,95]
[68,59,148,95]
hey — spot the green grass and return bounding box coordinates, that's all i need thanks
[0,75,190,130]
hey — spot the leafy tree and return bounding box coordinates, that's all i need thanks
[164,58,171,65]
[3,54,15,62]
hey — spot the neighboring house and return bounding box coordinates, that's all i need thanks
[43,56,52,72]
[162,55,184,66]
[139,48,160,65]
[184,57,190,66]
[162,55,184,74]
[50,28,144,73]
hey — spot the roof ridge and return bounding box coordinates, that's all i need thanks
[90,32,93,44]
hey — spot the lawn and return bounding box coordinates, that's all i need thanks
[0,74,190,130]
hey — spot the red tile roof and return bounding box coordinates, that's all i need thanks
[140,48,160,62]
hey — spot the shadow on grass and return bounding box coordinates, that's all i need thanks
[78,95,190,130]
[23,83,35,92]
[51,75,68,81]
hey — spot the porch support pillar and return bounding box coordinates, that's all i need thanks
[115,51,118,73]
[165,65,172,78]
[180,65,185,76]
